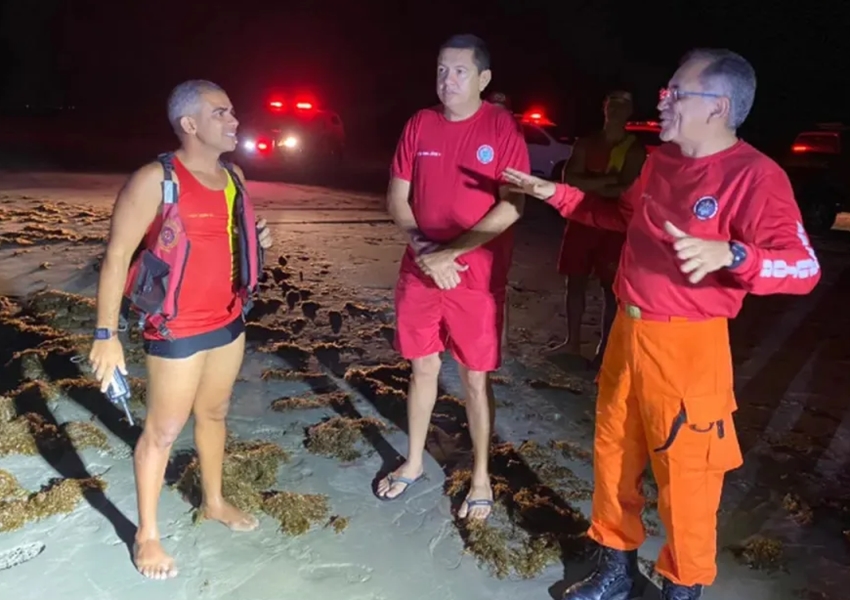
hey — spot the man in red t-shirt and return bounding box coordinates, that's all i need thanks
[504,49,820,599]
[550,90,645,370]
[376,34,530,521]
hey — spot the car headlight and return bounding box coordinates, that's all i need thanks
[281,136,298,149]
[243,140,256,151]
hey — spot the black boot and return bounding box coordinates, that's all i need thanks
[562,546,644,600]
[661,579,703,599]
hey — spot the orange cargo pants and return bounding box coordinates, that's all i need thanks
[587,305,744,587]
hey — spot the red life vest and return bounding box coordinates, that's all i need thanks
[122,152,263,339]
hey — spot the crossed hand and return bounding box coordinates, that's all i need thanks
[415,248,468,290]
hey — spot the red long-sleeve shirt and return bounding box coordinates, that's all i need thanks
[547,140,821,319]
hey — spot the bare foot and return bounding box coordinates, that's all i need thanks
[134,539,178,580]
[541,339,581,356]
[202,501,259,532]
[457,482,493,520]
[376,462,424,500]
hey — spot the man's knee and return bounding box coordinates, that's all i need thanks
[460,368,489,402]
[140,415,189,449]
[193,398,230,423]
[411,353,441,380]
[567,274,589,293]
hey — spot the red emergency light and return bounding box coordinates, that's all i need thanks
[295,102,313,110]
[269,101,283,109]
[520,109,555,126]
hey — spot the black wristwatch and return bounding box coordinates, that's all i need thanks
[727,241,747,271]
[93,327,116,340]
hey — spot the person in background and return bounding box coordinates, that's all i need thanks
[486,90,512,112]
[547,90,645,371]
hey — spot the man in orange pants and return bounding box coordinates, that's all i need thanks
[504,48,821,599]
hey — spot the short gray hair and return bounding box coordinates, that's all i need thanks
[682,48,756,129]
[166,80,224,133]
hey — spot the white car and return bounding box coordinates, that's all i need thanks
[515,111,574,180]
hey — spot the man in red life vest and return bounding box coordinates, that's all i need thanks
[88,80,272,580]
[504,49,820,599]
[549,91,645,370]
[377,34,530,520]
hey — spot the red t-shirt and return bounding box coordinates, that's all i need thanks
[547,140,821,318]
[391,102,531,294]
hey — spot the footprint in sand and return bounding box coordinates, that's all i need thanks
[328,310,343,334]
[286,290,301,310]
[0,542,46,571]
[301,301,321,320]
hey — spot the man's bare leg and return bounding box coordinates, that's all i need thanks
[376,353,441,499]
[192,332,257,530]
[544,275,588,356]
[591,281,617,370]
[564,275,587,354]
[134,352,206,579]
[457,365,494,520]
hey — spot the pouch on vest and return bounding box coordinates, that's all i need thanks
[126,249,170,317]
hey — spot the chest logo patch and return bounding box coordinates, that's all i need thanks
[476,144,495,165]
[159,221,178,250]
[693,196,719,220]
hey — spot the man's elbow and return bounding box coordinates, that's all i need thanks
[507,192,525,219]
[386,193,405,217]
[804,264,823,293]
[103,240,136,273]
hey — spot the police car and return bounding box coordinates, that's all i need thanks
[514,110,575,180]
[237,98,345,170]
[781,122,850,235]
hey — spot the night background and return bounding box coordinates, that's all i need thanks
[2,2,850,598]
[2,0,849,159]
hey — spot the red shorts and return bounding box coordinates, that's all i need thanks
[394,272,505,372]
[557,220,624,284]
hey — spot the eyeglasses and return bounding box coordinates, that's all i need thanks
[659,88,723,103]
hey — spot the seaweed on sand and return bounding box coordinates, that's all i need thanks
[262,491,330,536]
[174,440,291,519]
[728,535,786,572]
[0,412,108,457]
[326,515,349,533]
[305,416,388,462]
[463,516,562,580]
[26,290,97,331]
[0,473,106,532]
[0,396,15,422]
[261,368,329,384]
[271,391,349,411]
[445,466,588,580]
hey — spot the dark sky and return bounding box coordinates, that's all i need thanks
[1,0,848,150]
